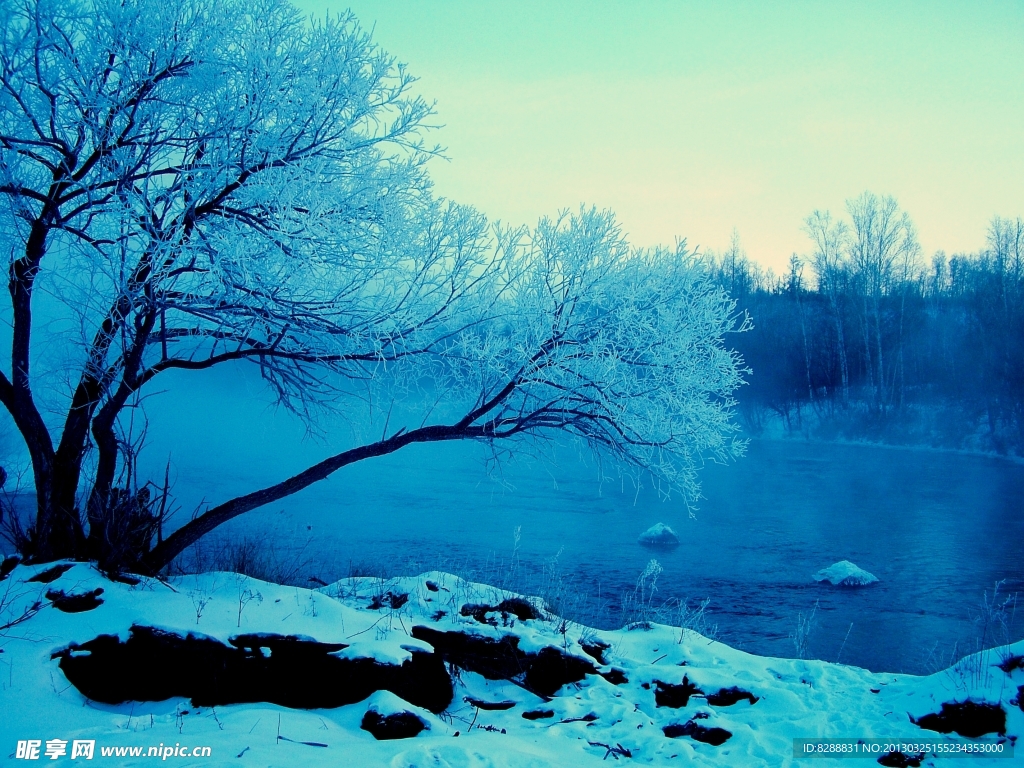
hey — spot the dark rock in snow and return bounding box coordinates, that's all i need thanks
[425,580,439,592]
[412,626,525,682]
[55,625,453,713]
[229,633,346,653]
[662,719,732,745]
[1012,685,1024,713]
[104,572,141,586]
[528,646,598,697]
[368,591,409,610]
[411,625,597,697]
[637,523,679,547]
[522,709,555,720]
[877,751,924,768]
[361,710,426,740]
[29,563,74,583]
[459,603,500,624]
[0,556,21,581]
[559,712,598,724]
[912,699,1006,737]
[706,686,759,706]
[460,597,541,625]
[579,638,610,664]
[46,588,104,612]
[599,668,628,685]
[997,654,1023,674]
[654,676,703,708]
[465,696,516,710]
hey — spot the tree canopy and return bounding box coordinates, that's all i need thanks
[0,0,746,572]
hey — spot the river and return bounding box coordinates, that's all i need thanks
[199,437,1024,675]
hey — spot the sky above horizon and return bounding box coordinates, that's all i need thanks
[296,1,1021,273]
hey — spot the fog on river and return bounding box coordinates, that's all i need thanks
[95,365,1024,676]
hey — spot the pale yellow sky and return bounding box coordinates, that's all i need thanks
[295,1,1024,272]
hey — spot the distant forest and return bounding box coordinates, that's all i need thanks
[706,193,1024,455]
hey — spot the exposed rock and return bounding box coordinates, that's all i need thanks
[579,638,610,664]
[654,676,703,708]
[522,709,555,720]
[361,710,426,740]
[465,696,516,710]
[637,523,679,547]
[460,597,541,626]
[997,654,1023,674]
[528,646,598,697]
[599,668,628,685]
[0,556,20,581]
[55,625,453,713]
[368,591,409,610]
[360,691,430,740]
[706,686,758,706]
[663,719,732,745]
[46,588,104,612]
[105,572,141,586]
[29,564,74,583]
[877,751,924,768]
[813,560,879,586]
[411,626,525,682]
[410,625,597,697]
[912,700,1006,738]
[558,712,598,724]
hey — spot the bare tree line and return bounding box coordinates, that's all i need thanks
[707,194,1024,454]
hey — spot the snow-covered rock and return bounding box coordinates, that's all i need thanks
[2,562,1019,767]
[813,560,879,586]
[361,691,433,740]
[637,522,679,546]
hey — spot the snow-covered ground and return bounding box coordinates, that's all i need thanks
[0,562,1020,766]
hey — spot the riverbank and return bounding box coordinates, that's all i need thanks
[752,433,1024,466]
[742,403,1024,462]
[7,438,1018,676]
[1,561,1020,766]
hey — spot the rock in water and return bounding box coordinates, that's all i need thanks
[813,560,878,587]
[637,523,679,547]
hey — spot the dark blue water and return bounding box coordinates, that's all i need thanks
[200,436,1024,675]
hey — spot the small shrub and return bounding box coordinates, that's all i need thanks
[671,596,718,643]
[790,600,819,660]
[620,559,663,630]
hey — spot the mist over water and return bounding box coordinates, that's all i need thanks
[129,370,1024,675]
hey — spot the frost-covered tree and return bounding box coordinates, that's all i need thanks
[0,0,746,574]
[845,193,921,409]
[804,210,851,402]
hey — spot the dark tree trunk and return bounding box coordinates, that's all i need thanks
[140,421,492,575]
[4,219,86,559]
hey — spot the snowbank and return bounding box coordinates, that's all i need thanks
[0,560,1018,767]
[813,560,880,586]
[637,522,680,546]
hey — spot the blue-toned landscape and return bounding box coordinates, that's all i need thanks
[0,1,1021,765]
